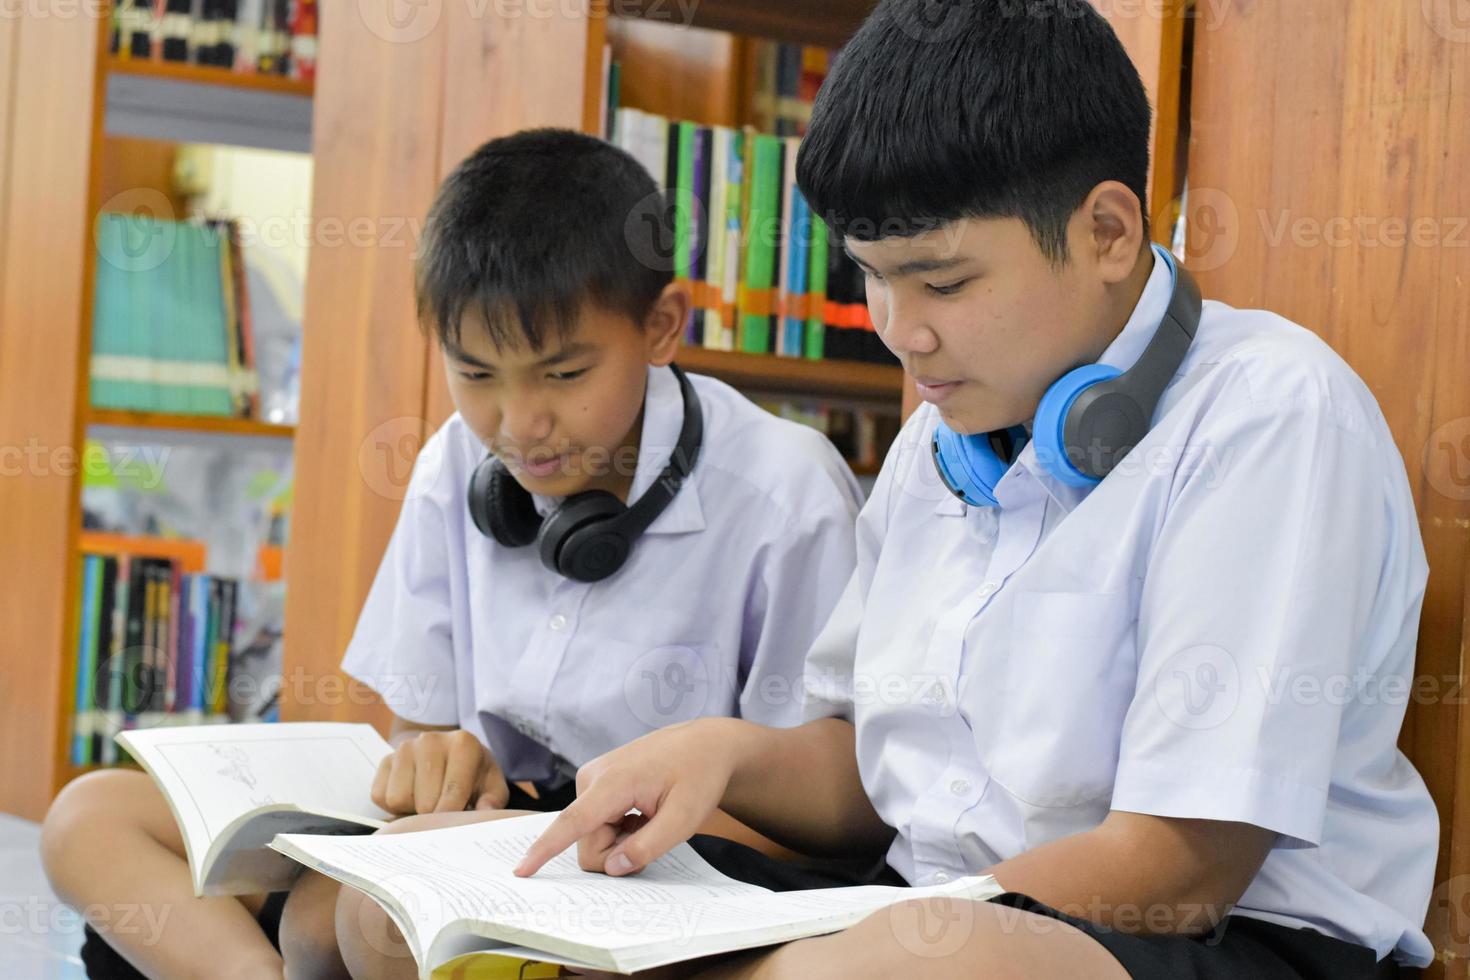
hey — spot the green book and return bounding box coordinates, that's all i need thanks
[805,213,829,360]
[740,135,782,355]
[674,121,696,281]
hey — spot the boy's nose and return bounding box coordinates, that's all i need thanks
[498,403,555,447]
[877,297,939,357]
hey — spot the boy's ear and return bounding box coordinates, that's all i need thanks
[1079,180,1148,285]
[642,281,691,366]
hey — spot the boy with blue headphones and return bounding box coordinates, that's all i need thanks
[513,3,1439,979]
[42,129,864,980]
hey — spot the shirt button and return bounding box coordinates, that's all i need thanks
[950,779,971,797]
[933,872,952,884]
[977,582,998,598]
[549,614,568,632]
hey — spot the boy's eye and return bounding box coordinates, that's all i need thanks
[549,368,589,382]
[458,369,493,381]
[863,268,885,282]
[926,279,970,297]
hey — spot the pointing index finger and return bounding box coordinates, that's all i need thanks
[515,794,624,877]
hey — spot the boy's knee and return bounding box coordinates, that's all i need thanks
[335,883,417,980]
[41,770,145,881]
[280,871,349,980]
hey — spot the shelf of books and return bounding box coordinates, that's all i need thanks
[42,6,314,798]
[599,14,908,473]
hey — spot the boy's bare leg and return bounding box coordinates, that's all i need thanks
[40,769,282,980]
[703,897,1131,980]
[336,809,539,980]
[280,870,351,980]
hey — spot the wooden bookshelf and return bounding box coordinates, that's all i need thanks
[88,408,296,440]
[612,0,875,48]
[105,57,315,98]
[0,4,316,819]
[676,348,903,402]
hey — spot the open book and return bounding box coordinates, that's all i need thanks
[273,810,1001,978]
[118,722,392,896]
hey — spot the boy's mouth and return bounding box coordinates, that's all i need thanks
[521,455,568,479]
[913,376,964,405]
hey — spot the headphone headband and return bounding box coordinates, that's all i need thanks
[599,362,704,541]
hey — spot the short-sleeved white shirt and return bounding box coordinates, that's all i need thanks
[344,364,863,783]
[803,254,1438,964]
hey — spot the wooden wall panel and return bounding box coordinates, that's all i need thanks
[424,0,604,425]
[0,14,101,822]
[278,0,450,730]
[1187,1,1470,971]
[0,14,18,313]
[607,19,744,129]
[1090,0,1187,237]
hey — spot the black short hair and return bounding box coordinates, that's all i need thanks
[417,128,672,352]
[796,0,1151,262]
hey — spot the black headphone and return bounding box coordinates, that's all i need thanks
[467,364,704,583]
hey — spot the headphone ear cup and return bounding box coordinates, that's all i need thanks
[931,423,1010,508]
[468,458,543,548]
[537,491,632,582]
[1033,363,1125,486]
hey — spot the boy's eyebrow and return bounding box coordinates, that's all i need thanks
[842,243,971,278]
[533,342,598,367]
[444,340,598,370]
[443,342,494,370]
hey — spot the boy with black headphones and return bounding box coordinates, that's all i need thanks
[512,3,1439,979]
[42,129,864,980]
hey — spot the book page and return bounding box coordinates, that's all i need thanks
[119,722,392,889]
[274,811,768,966]
[275,811,999,974]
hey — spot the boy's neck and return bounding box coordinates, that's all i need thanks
[1090,245,1158,362]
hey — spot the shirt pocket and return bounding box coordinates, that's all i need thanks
[988,589,1138,809]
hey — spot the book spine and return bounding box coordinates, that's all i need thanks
[805,214,829,361]
[739,135,780,355]
[215,578,237,715]
[689,125,710,347]
[72,557,100,766]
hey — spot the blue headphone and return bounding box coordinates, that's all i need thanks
[932,245,1202,507]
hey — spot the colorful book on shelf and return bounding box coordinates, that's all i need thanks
[91,213,261,419]
[605,100,899,368]
[70,540,246,765]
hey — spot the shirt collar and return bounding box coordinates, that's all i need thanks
[531,365,705,533]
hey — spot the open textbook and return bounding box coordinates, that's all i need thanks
[273,811,1002,978]
[117,722,393,896]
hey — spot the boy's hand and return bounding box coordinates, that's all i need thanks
[515,719,738,878]
[372,729,511,814]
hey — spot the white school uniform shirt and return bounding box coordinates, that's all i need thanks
[803,254,1439,964]
[344,364,863,783]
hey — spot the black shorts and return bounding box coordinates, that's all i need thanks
[79,779,577,979]
[685,836,1404,980]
